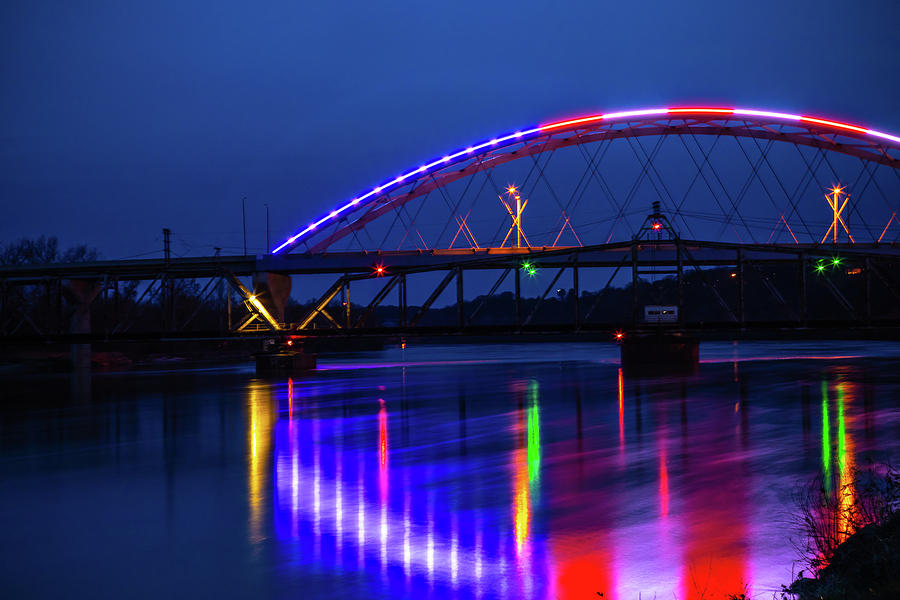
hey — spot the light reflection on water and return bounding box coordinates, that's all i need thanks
[1,342,899,599]
[257,343,900,599]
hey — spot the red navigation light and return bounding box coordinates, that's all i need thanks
[652,222,662,230]
[730,272,737,278]
[614,331,625,341]
[286,339,293,346]
[373,263,387,277]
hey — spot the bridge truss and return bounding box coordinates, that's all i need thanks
[4,106,900,343]
[272,107,900,256]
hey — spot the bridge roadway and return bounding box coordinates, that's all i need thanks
[3,240,900,283]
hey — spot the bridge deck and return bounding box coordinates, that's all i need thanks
[2,241,899,283]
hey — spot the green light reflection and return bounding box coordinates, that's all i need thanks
[527,380,541,487]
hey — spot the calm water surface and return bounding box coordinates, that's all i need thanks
[2,341,900,599]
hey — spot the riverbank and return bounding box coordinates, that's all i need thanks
[788,512,900,599]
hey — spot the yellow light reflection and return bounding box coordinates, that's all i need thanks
[618,368,625,456]
[513,380,541,559]
[247,381,275,545]
[836,381,855,543]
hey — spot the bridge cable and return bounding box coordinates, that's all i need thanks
[620,132,688,240]
[676,132,750,244]
[786,144,832,241]
[729,137,775,240]
[745,131,820,242]
[732,133,809,242]
[388,177,429,250]
[396,189,434,250]
[576,136,635,237]
[430,161,491,250]
[683,127,759,244]
[526,147,585,246]
[607,127,667,242]
[630,120,696,237]
[573,137,631,237]
[540,134,615,246]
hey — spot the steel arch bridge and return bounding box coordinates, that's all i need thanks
[5,105,900,343]
[273,106,900,256]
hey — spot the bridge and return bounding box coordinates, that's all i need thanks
[3,106,900,347]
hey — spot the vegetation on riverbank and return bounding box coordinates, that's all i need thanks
[785,463,900,599]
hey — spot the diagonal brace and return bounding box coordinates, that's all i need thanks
[524,266,567,326]
[409,269,457,327]
[297,276,347,330]
[355,275,402,328]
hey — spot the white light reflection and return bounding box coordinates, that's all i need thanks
[313,419,320,543]
[357,467,365,566]
[380,504,387,575]
[403,489,411,579]
[272,417,544,594]
[427,490,435,585]
[335,419,343,557]
[450,515,459,586]
[475,526,483,598]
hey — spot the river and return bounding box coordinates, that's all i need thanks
[2,340,899,599]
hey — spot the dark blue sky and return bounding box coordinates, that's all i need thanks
[3,0,899,259]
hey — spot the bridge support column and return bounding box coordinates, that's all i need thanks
[677,241,684,325]
[799,252,808,325]
[737,249,745,327]
[864,257,872,325]
[343,279,351,328]
[226,284,233,331]
[456,267,464,329]
[65,279,101,370]
[631,243,639,327]
[399,274,407,327]
[55,278,63,334]
[112,277,120,334]
[252,272,292,325]
[573,264,580,329]
[515,267,522,329]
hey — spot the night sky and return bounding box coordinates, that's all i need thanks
[3,0,900,260]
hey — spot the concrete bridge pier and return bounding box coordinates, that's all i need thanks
[64,279,101,369]
[620,332,699,377]
[252,272,292,325]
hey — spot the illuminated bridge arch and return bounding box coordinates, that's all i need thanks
[273,107,900,255]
